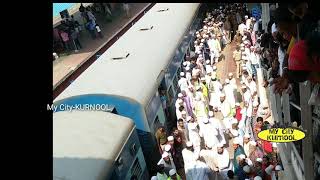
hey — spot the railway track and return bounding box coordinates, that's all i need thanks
[53,3,156,100]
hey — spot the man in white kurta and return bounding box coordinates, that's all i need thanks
[228,73,237,90]
[242,133,251,157]
[187,117,201,157]
[209,78,223,109]
[182,142,199,180]
[219,93,233,129]
[213,143,233,179]
[199,118,220,148]
[178,72,189,92]
[208,111,226,145]
[223,79,236,108]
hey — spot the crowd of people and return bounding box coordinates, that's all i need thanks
[150,3,298,180]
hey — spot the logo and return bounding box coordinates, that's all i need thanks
[258,128,305,143]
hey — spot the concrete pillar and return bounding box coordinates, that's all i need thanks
[299,81,314,180]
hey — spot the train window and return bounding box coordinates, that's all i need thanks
[130,143,137,156]
[153,116,161,132]
[168,86,174,104]
[131,158,142,179]
[173,75,179,93]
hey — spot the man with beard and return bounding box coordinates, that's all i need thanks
[213,143,233,179]
[233,137,246,174]
[157,151,176,175]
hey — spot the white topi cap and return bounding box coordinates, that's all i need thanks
[253,101,259,107]
[187,116,192,122]
[231,118,238,124]
[208,111,214,117]
[275,165,282,171]
[181,111,187,115]
[201,39,205,42]
[233,137,241,144]
[240,43,245,47]
[169,169,177,176]
[272,142,277,148]
[254,176,262,180]
[225,79,230,84]
[265,165,274,175]
[220,93,226,97]
[183,62,187,66]
[202,118,209,123]
[178,93,183,98]
[180,72,185,76]
[200,77,206,81]
[196,86,201,90]
[241,85,247,89]
[235,102,240,106]
[228,72,233,76]
[213,66,217,70]
[206,60,210,64]
[217,143,224,148]
[165,144,171,152]
[244,133,250,138]
[239,154,246,160]
[167,136,174,141]
[177,99,183,104]
[162,152,169,158]
[250,141,257,146]
[245,15,248,19]
[151,176,158,180]
[185,66,190,71]
[256,158,263,163]
[186,141,193,147]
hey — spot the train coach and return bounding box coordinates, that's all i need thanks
[53,3,201,173]
[53,110,148,180]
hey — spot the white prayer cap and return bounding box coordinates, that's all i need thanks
[220,93,226,97]
[186,141,193,147]
[250,141,257,146]
[225,79,230,84]
[242,66,247,70]
[200,43,204,46]
[202,118,209,123]
[254,176,262,180]
[239,154,246,160]
[194,40,198,44]
[256,158,263,163]
[235,102,240,106]
[206,143,213,148]
[201,39,205,43]
[228,72,233,76]
[196,86,201,90]
[217,143,224,148]
[240,43,245,47]
[177,99,183,104]
[200,77,206,81]
[196,31,199,34]
[250,46,255,49]
[244,41,249,44]
[167,136,174,141]
[151,176,158,180]
[165,144,171,152]
[275,165,282,171]
[253,101,259,107]
[183,62,187,66]
[180,72,185,77]
[213,66,217,70]
[206,60,210,64]
[240,47,245,50]
[231,118,238,124]
[244,133,250,138]
[246,158,253,166]
[265,165,274,175]
[245,15,248,19]
[272,142,277,148]
[196,34,200,38]
[162,152,169,158]
[242,37,246,41]
[178,93,183,98]
[169,169,177,176]
[203,26,207,29]
[181,111,187,115]
[185,66,190,71]
[240,81,244,84]
[187,116,192,122]
[195,95,201,101]
[233,137,241,144]
[208,111,214,117]
[252,17,256,21]
[241,85,247,89]
[232,130,239,136]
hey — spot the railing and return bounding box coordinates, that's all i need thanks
[271,81,316,180]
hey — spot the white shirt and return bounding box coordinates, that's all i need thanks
[214,150,231,170]
[243,90,252,107]
[249,52,258,65]
[248,81,257,95]
[238,23,247,36]
[96,26,101,32]
[278,47,285,76]
[178,77,189,91]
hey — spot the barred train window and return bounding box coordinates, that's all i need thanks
[131,158,142,179]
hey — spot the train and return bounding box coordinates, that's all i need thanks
[53,3,202,178]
